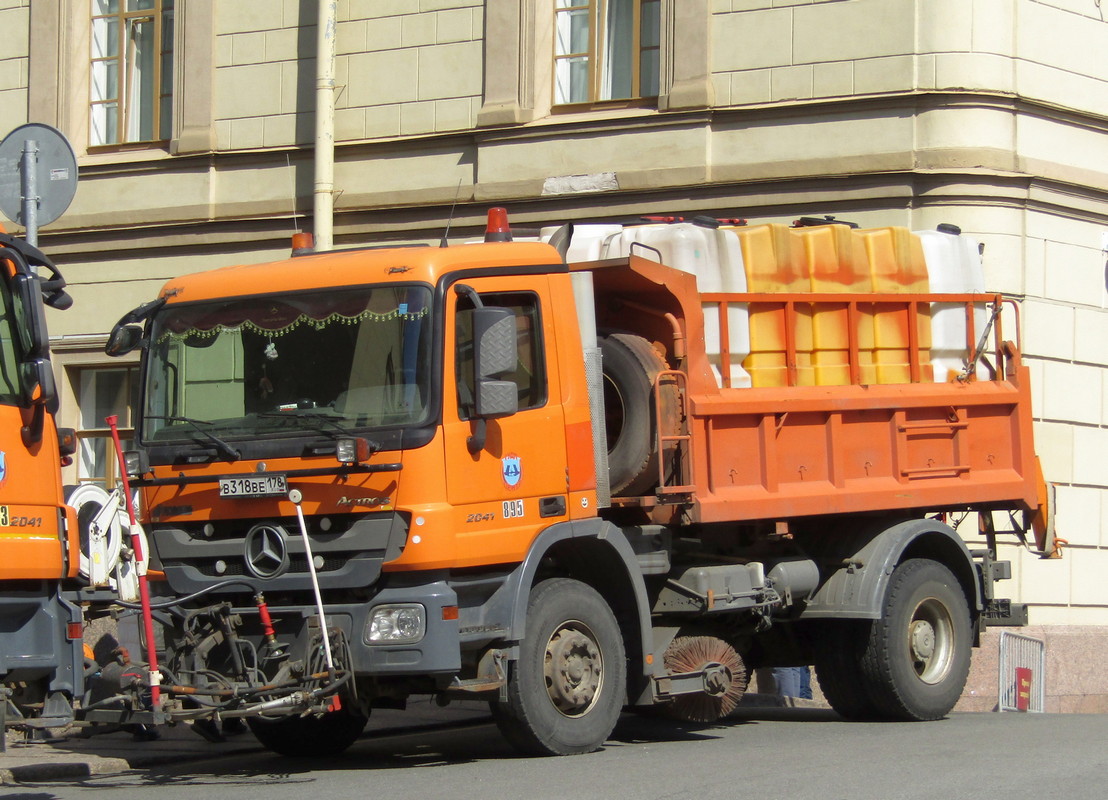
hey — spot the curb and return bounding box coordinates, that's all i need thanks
[1,754,131,785]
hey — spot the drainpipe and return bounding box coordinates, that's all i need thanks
[313,0,338,251]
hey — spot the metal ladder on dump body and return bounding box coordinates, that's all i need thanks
[654,369,695,503]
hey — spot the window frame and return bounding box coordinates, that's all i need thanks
[89,0,175,149]
[552,0,661,111]
[478,0,712,127]
[29,0,214,157]
[74,364,140,491]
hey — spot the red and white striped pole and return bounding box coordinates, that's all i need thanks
[105,414,161,709]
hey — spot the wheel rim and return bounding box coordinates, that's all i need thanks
[543,620,604,718]
[908,596,955,684]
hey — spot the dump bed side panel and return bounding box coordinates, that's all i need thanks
[688,371,1038,524]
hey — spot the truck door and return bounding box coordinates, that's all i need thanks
[0,265,67,580]
[443,279,568,567]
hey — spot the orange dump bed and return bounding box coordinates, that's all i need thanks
[587,255,1041,528]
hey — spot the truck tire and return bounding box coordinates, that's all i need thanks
[599,333,677,496]
[491,578,626,756]
[859,559,972,721]
[247,707,368,757]
[812,621,882,720]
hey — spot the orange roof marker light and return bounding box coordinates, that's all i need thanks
[485,207,512,242]
[291,231,315,256]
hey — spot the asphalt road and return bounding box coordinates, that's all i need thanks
[8,708,1107,800]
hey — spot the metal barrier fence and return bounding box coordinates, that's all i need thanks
[998,631,1045,712]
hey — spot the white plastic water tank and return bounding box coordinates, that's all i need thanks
[602,222,751,388]
[916,227,987,381]
[540,224,624,263]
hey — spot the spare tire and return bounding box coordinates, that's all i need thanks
[599,333,678,496]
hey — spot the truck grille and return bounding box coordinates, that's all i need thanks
[149,512,408,594]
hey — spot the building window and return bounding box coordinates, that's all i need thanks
[554,0,660,106]
[90,0,175,146]
[76,366,139,489]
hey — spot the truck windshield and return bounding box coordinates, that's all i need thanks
[0,276,22,406]
[141,284,433,443]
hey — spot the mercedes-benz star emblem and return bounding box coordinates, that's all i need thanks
[244,524,290,579]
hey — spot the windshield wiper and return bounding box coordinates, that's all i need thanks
[257,411,381,453]
[146,415,241,463]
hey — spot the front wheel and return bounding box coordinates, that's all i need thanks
[491,578,626,756]
[859,558,973,721]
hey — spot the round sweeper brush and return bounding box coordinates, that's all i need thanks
[662,636,748,723]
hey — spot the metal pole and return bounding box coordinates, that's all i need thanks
[20,139,38,247]
[313,0,337,251]
[289,490,336,674]
[0,686,8,752]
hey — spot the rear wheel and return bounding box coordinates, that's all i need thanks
[813,620,882,720]
[816,559,972,722]
[491,578,626,756]
[859,559,972,720]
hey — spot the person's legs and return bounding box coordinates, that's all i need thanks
[799,666,813,700]
[772,666,803,697]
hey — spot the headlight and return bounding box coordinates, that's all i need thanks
[336,437,372,465]
[365,604,425,644]
[124,449,149,477]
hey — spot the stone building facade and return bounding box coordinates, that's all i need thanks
[0,0,1104,709]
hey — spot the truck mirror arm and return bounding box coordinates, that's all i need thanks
[467,418,487,455]
[21,403,45,447]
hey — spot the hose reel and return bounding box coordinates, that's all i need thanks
[66,483,148,602]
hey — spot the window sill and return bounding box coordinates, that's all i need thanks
[531,103,660,129]
[81,142,174,167]
[551,98,657,116]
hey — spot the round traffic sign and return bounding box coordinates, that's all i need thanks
[0,123,78,227]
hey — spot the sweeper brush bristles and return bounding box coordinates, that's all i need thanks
[662,636,748,723]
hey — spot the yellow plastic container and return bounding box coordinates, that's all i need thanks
[793,224,873,385]
[733,224,814,387]
[856,227,933,383]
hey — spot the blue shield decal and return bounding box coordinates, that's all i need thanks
[501,454,522,489]
[0,451,6,486]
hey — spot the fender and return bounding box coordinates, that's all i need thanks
[469,518,654,680]
[798,518,983,621]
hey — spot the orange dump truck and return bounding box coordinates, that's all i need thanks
[0,235,80,735]
[105,210,1053,756]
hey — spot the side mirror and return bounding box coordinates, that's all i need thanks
[11,272,49,358]
[17,360,55,446]
[472,306,518,419]
[105,323,144,356]
[20,357,56,406]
